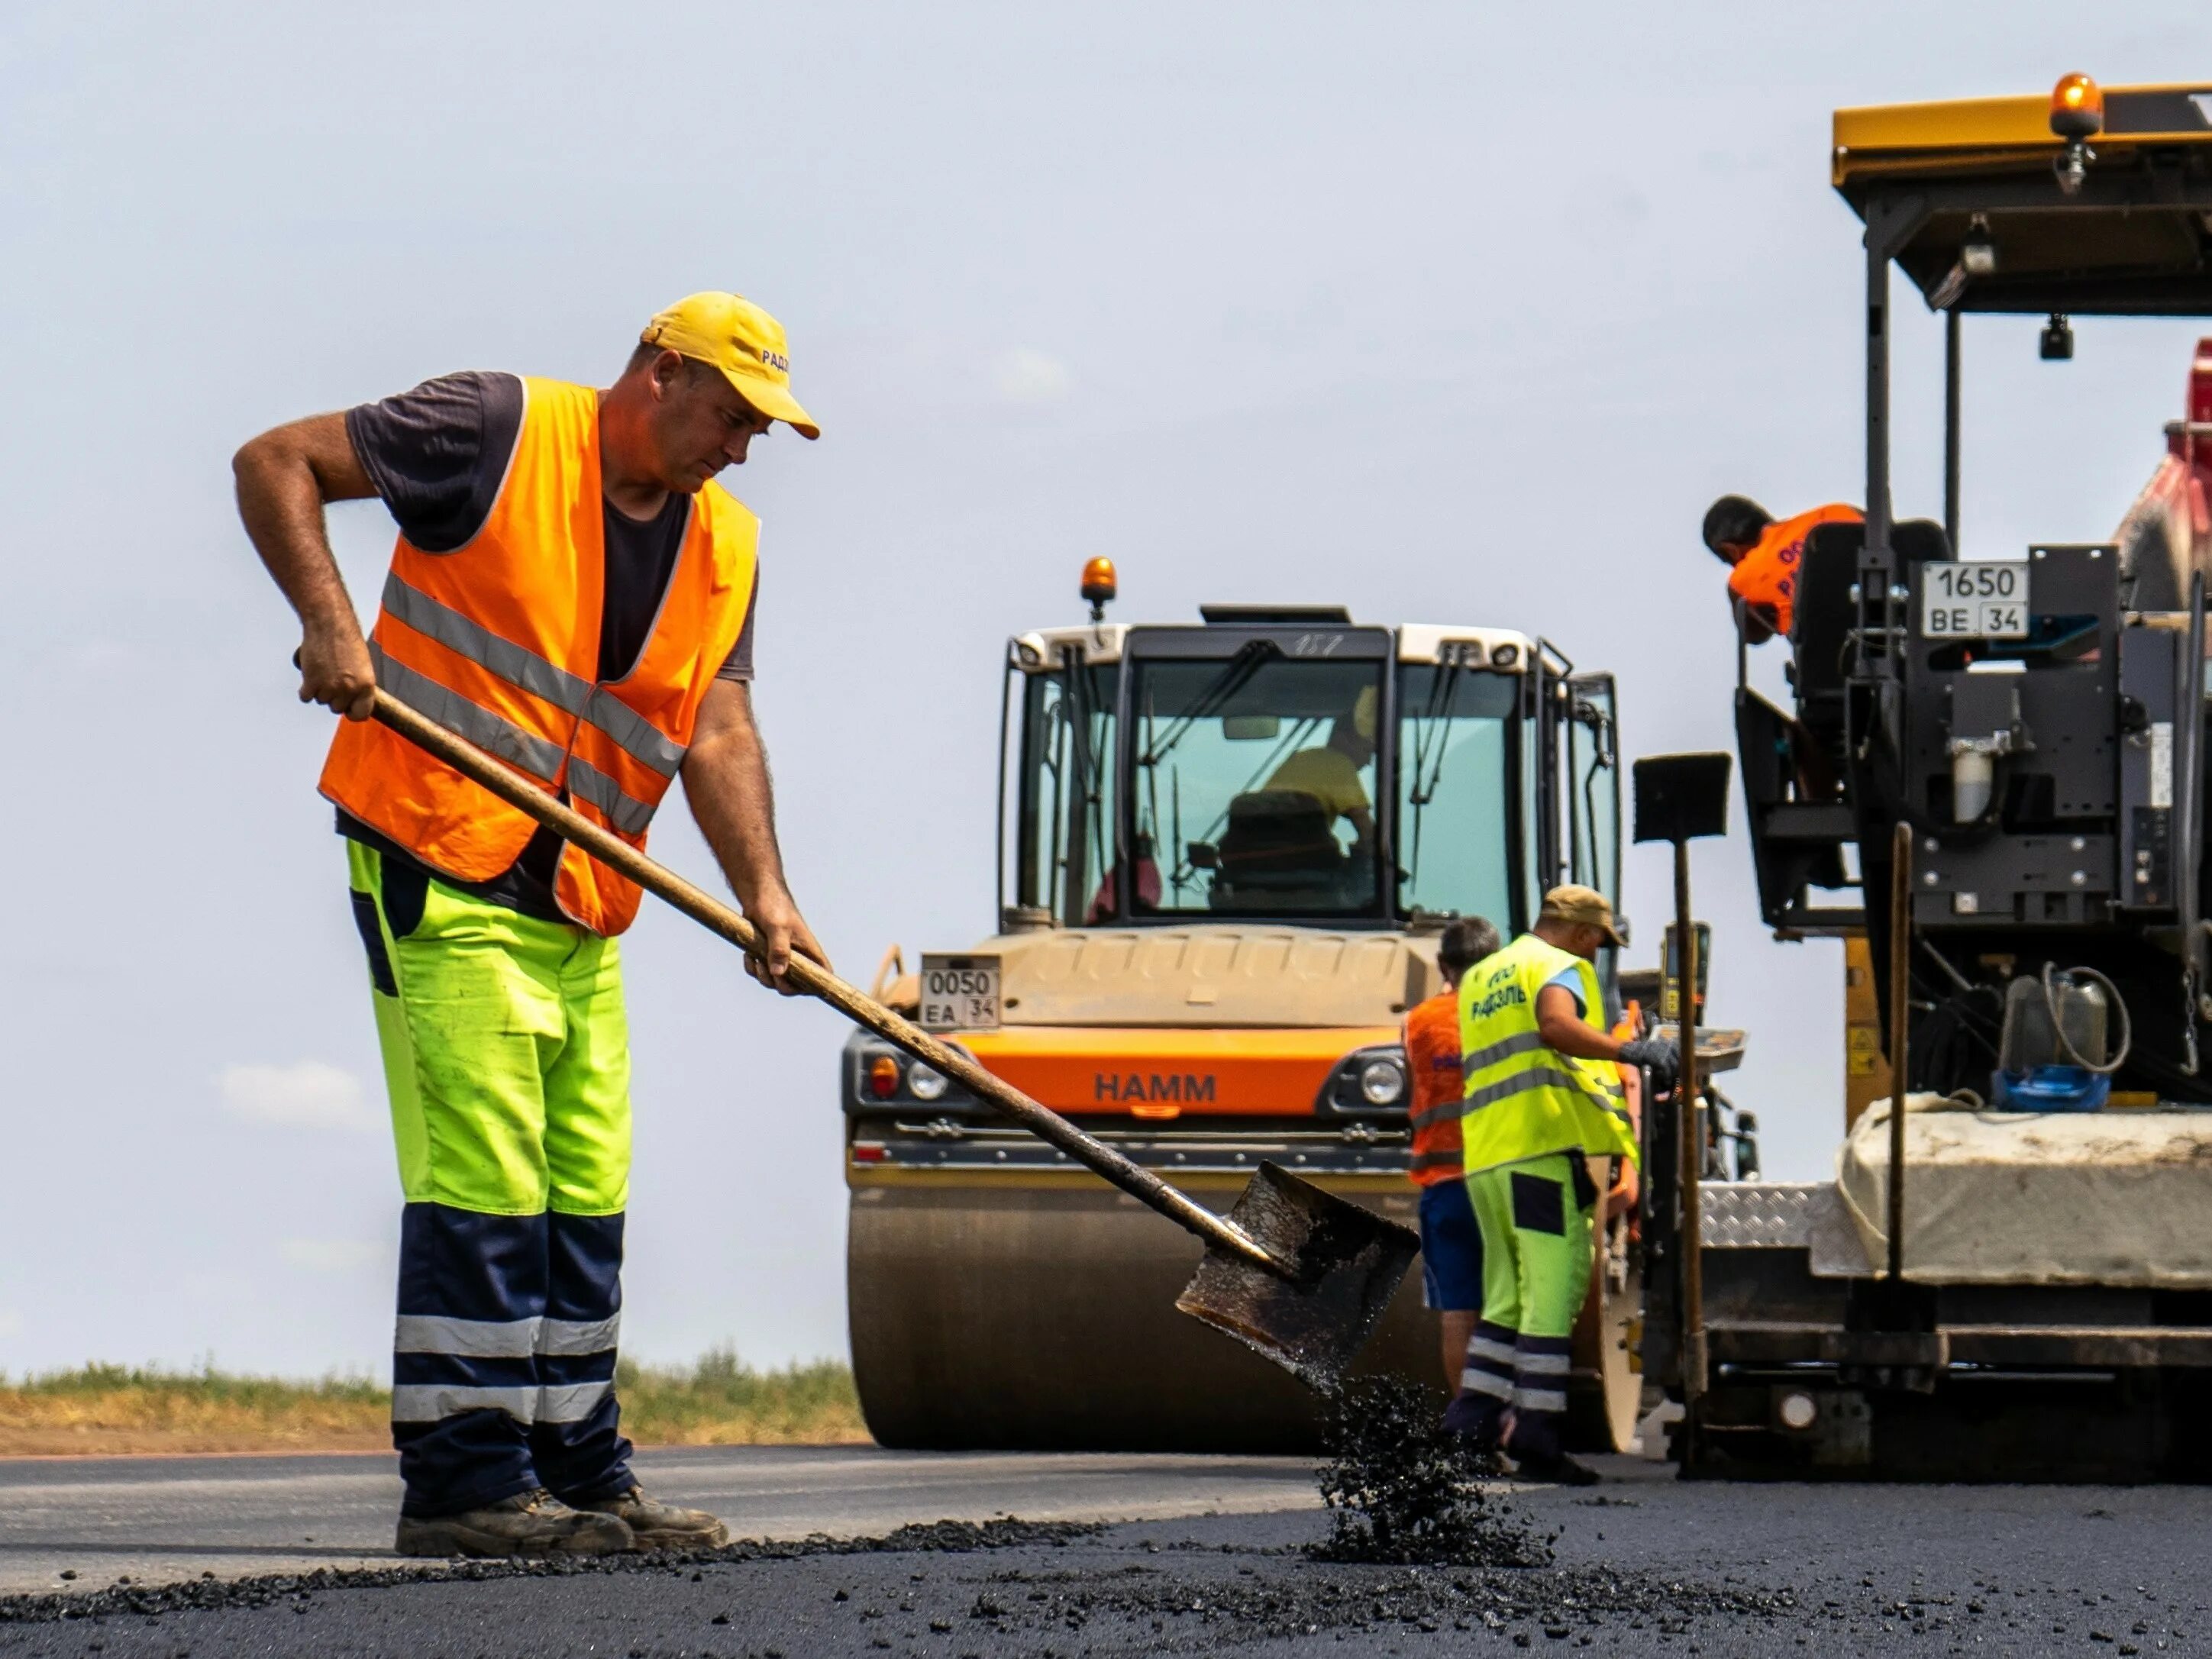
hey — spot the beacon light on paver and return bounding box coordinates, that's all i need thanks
[2049,73,2103,138]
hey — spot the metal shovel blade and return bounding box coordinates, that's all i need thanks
[1174,1161,1422,1394]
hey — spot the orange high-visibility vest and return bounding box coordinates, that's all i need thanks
[1403,990,1464,1186]
[321,377,758,936]
[1726,502,1862,637]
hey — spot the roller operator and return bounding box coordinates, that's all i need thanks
[1264,685,1378,851]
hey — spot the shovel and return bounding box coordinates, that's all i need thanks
[361,689,1419,1393]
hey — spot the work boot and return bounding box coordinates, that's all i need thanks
[394,1487,635,1558]
[1500,1412,1600,1487]
[1439,1393,1504,1453]
[570,1484,731,1551]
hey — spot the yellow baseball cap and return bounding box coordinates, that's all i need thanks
[1539,883,1626,947]
[640,292,820,440]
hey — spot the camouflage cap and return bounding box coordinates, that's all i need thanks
[1538,883,1626,947]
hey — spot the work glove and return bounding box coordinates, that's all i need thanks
[1617,1037,1681,1092]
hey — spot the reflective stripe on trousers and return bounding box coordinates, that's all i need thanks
[394,1314,622,1359]
[391,1381,614,1426]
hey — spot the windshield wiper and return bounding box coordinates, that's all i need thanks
[1402,660,1463,889]
[1137,638,1282,767]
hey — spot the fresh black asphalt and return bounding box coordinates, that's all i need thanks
[5,1454,2209,1656]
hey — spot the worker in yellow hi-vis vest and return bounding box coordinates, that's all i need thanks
[1449,885,1676,1485]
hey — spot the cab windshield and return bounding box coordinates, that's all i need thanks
[1006,646,1530,928]
[1136,656,1384,917]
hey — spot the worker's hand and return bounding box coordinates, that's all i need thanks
[1617,1037,1681,1093]
[298,620,377,721]
[743,889,830,996]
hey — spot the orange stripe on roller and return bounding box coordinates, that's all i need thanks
[954,1025,1399,1116]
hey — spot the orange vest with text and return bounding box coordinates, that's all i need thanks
[1403,990,1464,1186]
[1726,502,1862,638]
[320,377,758,936]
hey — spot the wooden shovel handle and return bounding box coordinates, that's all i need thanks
[367,689,1279,1272]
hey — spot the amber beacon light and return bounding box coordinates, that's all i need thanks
[1081,556,1118,623]
[2049,73,2104,138]
[2049,74,2102,195]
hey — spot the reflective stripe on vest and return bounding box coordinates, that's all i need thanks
[1456,933,1639,1173]
[381,573,593,717]
[567,757,655,836]
[370,641,568,782]
[381,572,691,787]
[320,376,758,935]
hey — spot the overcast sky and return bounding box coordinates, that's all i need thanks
[3,1,2204,1378]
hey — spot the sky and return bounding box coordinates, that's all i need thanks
[2,0,2206,1379]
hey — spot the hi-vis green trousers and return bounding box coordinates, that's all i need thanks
[347,841,635,1518]
[1456,1153,1597,1455]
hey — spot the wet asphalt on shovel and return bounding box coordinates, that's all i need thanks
[363,688,1419,1393]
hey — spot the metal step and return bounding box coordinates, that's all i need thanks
[1762,803,1858,842]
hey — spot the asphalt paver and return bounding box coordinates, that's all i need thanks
[5,1456,2210,1657]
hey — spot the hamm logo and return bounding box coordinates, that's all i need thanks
[1095,1072,1217,1104]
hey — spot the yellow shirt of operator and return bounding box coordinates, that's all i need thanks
[1265,748,1371,818]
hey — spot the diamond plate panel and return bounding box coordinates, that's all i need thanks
[1700,1182,1823,1248]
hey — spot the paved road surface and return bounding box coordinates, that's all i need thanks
[0,1447,1319,1593]
[8,1449,2212,1655]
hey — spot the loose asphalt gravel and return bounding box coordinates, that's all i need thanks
[4,1453,2211,1657]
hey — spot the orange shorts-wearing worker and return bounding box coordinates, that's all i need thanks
[234,294,828,1560]
[1402,918,1501,1395]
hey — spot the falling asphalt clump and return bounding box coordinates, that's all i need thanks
[1308,1374,1552,1566]
[0,1518,1100,1625]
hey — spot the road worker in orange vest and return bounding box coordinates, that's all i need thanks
[234,293,827,1560]
[1401,916,1501,1393]
[1702,496,1864,643]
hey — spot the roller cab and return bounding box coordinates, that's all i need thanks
[845,595,1638,1451]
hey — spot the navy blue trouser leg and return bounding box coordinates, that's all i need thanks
[534,1211,634,1502]
[392,1204,547,1518]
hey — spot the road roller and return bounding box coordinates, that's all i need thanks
[843,568,1642,1451]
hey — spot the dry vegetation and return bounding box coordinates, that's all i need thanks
[0,1348,868,1457]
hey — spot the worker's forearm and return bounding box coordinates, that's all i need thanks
[683,728,793,912]
[233,437,363,641]
[1538,1009,1623,1064]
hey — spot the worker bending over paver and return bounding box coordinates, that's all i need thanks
[1450,886,1674,1485]
[1401,917,1501,1394]
[234,293,827,1558]
[1701,495,1862,644]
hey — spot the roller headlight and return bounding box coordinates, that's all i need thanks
[907,1062,948,1102]
[1358,1057,1407,1106]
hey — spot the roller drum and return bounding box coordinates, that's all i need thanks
[848,1180,1639,1452]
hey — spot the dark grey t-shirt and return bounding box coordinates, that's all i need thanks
[339,370,758,921]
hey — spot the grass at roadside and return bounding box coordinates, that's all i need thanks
[0,1348,869,1457]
